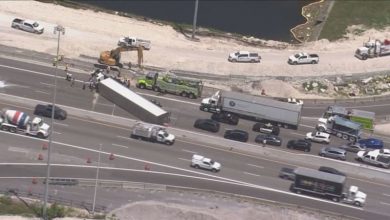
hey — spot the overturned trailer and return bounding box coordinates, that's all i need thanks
[98,78,170,125]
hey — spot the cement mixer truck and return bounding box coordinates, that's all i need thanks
[0,109,50,138]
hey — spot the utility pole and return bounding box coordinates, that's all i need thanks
[43,25,65,220]
[192,0,199,39]
[92,144,103,214]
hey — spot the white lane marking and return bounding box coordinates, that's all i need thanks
[95,102,115,107]
[299,124,315,129]
[53,131,61,135]
[112,143,129,149]
[291,132,306,137]
[244,172,260,177]
[383,193,390,197]
[35,90,50,95]
[247,164,264,169]
[117,135,129,139]
[178,158,190,162]
[8,146,28,153]
[54,122,69,127]
[182,149,197,154]
[380,201,390,206]
[40,82,54,87]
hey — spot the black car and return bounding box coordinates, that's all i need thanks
[34,104,67,120]
[150,99,162,107]
[279,167,295,180]
[194,119,220,133]
[255,134,282,146]
[211,112,239,125]
[318,166,346,177]
[286,139,311,152]
[252,122,280,135]
[224,129,248,142]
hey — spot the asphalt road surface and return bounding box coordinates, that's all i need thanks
[1,56,390,219]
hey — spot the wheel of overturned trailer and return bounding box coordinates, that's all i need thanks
[349,137,356,142]
[336,132,343,138]
[342,134,349,140]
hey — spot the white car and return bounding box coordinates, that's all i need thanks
[191,154,221,172]
[305,131,330,144]
[287,98,304,105]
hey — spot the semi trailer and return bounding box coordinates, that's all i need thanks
[200,91,302,129]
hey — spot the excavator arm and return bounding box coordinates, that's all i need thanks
[99,46,144,68]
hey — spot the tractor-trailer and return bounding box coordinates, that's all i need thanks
[200,91,302,129]
[291,167,366,206]
[98,78,170,125]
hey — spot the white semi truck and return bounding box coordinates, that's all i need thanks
[0,109,50,138]
[131,122,175,145]
[200,91,302,129]
[355,39,390,60]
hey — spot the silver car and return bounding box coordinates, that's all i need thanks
[319,147,346,161]
[339,142,366,153]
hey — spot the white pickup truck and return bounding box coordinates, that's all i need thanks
[191,154,221,172]
[356,149,390,169]
[288,52,319,65]
[118,36,151,50]
[11,18,44,34]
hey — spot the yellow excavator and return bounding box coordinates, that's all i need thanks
[98,46,144,68]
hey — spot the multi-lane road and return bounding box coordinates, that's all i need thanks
[1,56,390,219]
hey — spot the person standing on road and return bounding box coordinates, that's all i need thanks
[71,76,75,87]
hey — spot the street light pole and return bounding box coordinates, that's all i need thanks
[92,144,102,214]
[192,0,199,39]
[42,25,65,220]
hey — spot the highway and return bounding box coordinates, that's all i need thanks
[1,56,390,219]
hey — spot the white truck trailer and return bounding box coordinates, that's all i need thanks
[200,91,302,129]
[131,122,175,145]
[98,78,170,125]
[355,39,390,60]
[317,115,361,142]
[0,109,50,138]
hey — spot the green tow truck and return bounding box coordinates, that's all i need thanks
[136,72,203,99]
[321,105,375,131]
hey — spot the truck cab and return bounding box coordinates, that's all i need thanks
[27,117,50,138]
[342,186,366,207]
[155,129,175,145]
[200,91,220,112]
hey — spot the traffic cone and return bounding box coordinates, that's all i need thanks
[86,157,92,164]
[109,153,115,160]
[32,177,37,185]
[144,163,150,171]
[42,143,48,150]
[37,154,44,160]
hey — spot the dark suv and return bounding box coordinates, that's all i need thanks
[224,129,249,142]
[194,119,220,133]
[211,112,239,125]
[287,139,311,152]
[252,122,280,135]
[34,104,67,120]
